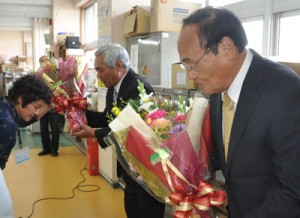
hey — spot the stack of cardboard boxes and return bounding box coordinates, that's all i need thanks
[123,6,150,38]
[150,0,200,33]
[123,0,201,89]
[171,63,197,89]
[124,0,201,37]
[0,56,32,74]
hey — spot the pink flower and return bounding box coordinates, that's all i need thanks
[146,110,166,124]
[173,114,186,124]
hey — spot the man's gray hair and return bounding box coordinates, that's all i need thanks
[95,43,130,71]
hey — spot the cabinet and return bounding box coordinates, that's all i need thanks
[126,32,180,87]
[97,87,119,187]
[96,87,119,187]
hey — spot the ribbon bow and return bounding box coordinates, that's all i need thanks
[52,94,88,115]
[168,181,227,218]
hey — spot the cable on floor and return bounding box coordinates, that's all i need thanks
[22,162,100,218]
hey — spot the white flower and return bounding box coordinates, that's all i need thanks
[139,92,154,104]
[138,102,154,112]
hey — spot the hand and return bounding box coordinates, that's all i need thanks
[73,125,95,138]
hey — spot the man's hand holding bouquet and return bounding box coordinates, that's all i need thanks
[104,81,226,218]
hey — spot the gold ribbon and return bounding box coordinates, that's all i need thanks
[167,181,227,218]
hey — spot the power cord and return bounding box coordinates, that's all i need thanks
[22,162,100,218]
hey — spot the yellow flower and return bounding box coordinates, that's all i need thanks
[112,107,121,116]
[146,117,152,125]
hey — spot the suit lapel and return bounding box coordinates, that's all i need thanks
[225,50,263,174]
[106,87,114,111]
[118,69,133,99]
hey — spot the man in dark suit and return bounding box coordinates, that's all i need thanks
[74,43,165,218]
[37,56,61,157]
[177,6,300,218]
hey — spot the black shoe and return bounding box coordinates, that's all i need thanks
[38,150,51,156]
[51,151,59,157]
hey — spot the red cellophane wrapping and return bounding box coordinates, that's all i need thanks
[51,56,88,133]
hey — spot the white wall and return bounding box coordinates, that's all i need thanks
[32,18,49,70]
[74,0,90,7]
[52,0,81,43]
[0,31,26,61]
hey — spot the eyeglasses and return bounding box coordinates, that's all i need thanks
[181,48,210,71]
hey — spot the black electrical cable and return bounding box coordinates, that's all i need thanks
[22,163,100,218]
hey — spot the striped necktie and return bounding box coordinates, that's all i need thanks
[223,92,234,161]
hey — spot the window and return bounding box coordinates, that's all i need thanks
[242,17,264,55]
[276,10,300,58]
[83,1,98,45]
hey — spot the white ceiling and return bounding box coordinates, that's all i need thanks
[0,0,52,30]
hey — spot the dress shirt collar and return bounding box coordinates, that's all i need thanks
[222,49,253,109]
[114,71,128,93]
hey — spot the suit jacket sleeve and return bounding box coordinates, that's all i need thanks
[247,86,300,217]
[86,110,108,128]
[94,127,111,148]
[85,110,110,148]
[243,55,300,217]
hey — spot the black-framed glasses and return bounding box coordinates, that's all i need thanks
[181,48,210,71]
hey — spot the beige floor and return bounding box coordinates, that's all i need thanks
[3,146,126,218]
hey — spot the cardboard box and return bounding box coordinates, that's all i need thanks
[277,61,300,76]
[17,57,26,62]
[171,62,197,89]
[123,6,150,38]
[1,64,13,72]
[0,56,4,65]
[26,57,33,66]
[150,0,201,33]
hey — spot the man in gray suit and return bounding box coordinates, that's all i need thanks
[177,6,300,218]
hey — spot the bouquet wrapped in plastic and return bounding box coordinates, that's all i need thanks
[104,81,226,218]
[39,56,88,133]
[37,57,61,89]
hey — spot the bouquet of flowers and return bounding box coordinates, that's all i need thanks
[104,81,226,218]
[37,57,61,89]
[39,56,88,133]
